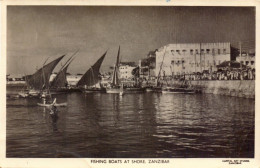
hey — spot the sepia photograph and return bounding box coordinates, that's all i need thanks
[3,2,257,163]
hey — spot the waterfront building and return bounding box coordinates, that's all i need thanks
[118,62,137,79]
[155,42,231,76]
[49,73,82,86]
[6,74,26,85]
[139,50,156,80]
[236,51,255,69]
[67,74,83,86]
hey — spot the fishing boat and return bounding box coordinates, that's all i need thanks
[106,46,121,94]
[124,87,145,93]
[21,55,65,97]
[77,51,107,93]
[162,64,196,94]
[123,66,146,93]
[37,98,67,107]
[50,54,76,94]
[162,85,195,94]
[145,86,162,92]
[144,47,169,93]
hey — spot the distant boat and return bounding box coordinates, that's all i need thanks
[21,55,65,97]
[106,46,121,93]
[145,86,162,92]
[123,66,145,93]
[144,47,167,93]
[161,59,196,94]
[162,86,196,94]
[77,51,107,93]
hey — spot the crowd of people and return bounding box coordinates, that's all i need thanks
[141,68,255,85]
[177,68,255,81]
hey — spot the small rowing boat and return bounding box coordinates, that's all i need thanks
[37,102,67,107]
[37,98,67,107]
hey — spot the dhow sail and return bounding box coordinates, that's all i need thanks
[51,57,74,88]
[26,55,65,90]
[77,51,107,87]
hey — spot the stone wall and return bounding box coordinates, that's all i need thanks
[187,80,255,99]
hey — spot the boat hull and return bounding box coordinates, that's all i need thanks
[18,92,29,98]
[162,88,195,94]
[50,88,81,94]
[106,88,121,93]
[145,87,162,93]
[80,87,106,93]
[37,102,67,107]
[124,87,145,93]
[28,90,40,97]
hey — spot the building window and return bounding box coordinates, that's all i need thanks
[201,49,204,54]
[241,61,244,64]
[171,60,175,64]
[195,49,199,54]
[176,50,180,54]
[251,61,254,65]
[246,61,249,65]
[190,49,194,55]
[182,49,186,53]
[212,49,215,55]
[206,49,210,54]
[182,60,185,64]
[223,49,226,54]
[171,50,175,56]
[218,49,221,54]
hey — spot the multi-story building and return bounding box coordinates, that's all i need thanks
[139,50,156,79]
[155,42,231,76]
[236,52,255,69]
[118,62,137,79]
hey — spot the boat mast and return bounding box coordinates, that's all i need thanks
[157,46,167,87]
[170,65,173,87]
[42,57,50,90]
[111,46,120,86]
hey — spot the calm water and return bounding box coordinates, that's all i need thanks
[6,90,254,158]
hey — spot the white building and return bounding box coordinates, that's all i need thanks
[118,62,137,79]
[50,73,83,86]
[155,42,231,76]
[236,53,255,69]
[67,74,83,86]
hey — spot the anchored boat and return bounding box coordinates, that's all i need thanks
[106,46,121,94]
[20,55,65,97]
[77,51,107,93]
[50,53,78,94]
[162,86,195,94]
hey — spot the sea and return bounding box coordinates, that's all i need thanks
[6,86,254,158]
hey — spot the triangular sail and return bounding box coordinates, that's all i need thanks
[111,46,120,85]
[77,51,107,87]
[51,59,73,88]
[26,55,65,90]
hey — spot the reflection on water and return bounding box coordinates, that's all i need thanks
[6,92,254,158]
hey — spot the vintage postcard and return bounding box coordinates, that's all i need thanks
[0,0,259,168]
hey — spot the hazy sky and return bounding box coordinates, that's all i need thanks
[7,6,255,75]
